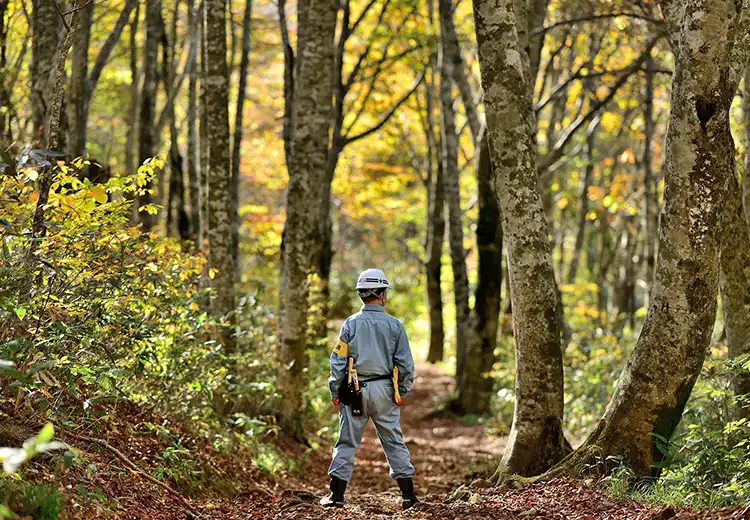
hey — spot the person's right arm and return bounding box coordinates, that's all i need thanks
[328,320,352,402]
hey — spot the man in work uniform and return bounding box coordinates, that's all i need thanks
[320,268,419,509]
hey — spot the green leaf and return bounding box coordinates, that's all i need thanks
[36,422,55,445]
[14,307,26,320]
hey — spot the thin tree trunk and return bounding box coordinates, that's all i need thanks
[0,0,9,143]
[276,0,338,437]
[720,174,750,419]
[187,0,201,239]
[425,64,446,364]
[231,0,252,276]
[457,135,502,414]
[67,0,93,158]
[643,52,658,305]
[472,0,568,477]
[137,0,163,231]
[33,2,82,240]
[557,0,745,477]
[125,2,140,179]
[439,0,471,381]
[204,0,236,346]
[566,128,595,284]
[744,63,750,227]
[31,0,60,142]
[199,11,209,247]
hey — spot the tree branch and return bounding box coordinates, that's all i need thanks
[344,67,426,145]
[539,36,660,174]
[532,12,663,36]
[85,0,138,104]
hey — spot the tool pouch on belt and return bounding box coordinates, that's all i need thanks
[338,357,363,416]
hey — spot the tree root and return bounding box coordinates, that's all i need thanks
[65,432,205,519]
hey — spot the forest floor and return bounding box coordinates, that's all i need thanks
[6,364,750,519]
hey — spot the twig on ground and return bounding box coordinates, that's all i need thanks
[64,431,205,519]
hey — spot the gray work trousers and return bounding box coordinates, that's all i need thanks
[328,379,415,482]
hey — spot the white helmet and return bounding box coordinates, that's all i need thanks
[356,268,391,290]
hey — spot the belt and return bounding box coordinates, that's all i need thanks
[358,374,392,387]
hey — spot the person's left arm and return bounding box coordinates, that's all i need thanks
[393,323,414,398]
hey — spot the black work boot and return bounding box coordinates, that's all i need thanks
[319,477,347,508]
[397,478,420,510]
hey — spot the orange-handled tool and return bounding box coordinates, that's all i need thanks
[393,367,402,405]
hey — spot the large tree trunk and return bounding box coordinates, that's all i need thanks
[456,135,502,414]
[137,0,162,231]
[31,0,60,143]
[720,174,750,419]
[276,0,337,437]
[231,0,252,276]
[472,0,567,477]
[439,0,471,380]
[204,0,236,345]
[557,0,744,478]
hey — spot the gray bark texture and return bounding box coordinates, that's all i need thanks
[204,0,237,341]
[125,2,140,181]
[557,0,745,477]
[276,0,337,435]
[137,0,162,231]
[472,0,567,476]
[31,0,60,141]
[719,175,750,418]
[457,135,502,415]
[643,52,658,304]
[439,0,472,381]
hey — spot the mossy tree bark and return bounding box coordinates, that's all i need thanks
[276,0,337,436]
[472,0,567,476]
[203,0,237,347]
[556,0,746,477]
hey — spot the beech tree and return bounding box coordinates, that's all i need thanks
[472,0,567,476]
[30,0,59,142]
[276,0,338,435]
[556,0,749,477]
[203,0,236,345]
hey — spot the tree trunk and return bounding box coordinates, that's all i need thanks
[744,63,750,227]
[557,0,744,477]
[472,0,567,477]
[720,174,750,419]
[67,0,93,158]
[199,11,210,247]
[566,128,595,284]
[231,0,252,276]
[0,0,9,143]
[643,52,658,306]
[187,0,200,240]
[439,0,471,380]
[276,0,337,437]
[125,2,140,180]
[204,0,236,345]
[137,0,162,231]
[456,135,502,414]
[31,0,60,143]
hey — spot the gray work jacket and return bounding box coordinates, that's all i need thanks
[328,304,414,399]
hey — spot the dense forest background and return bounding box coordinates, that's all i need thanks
[1,0,750,517]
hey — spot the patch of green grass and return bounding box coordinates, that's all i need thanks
[0,477,62,520]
